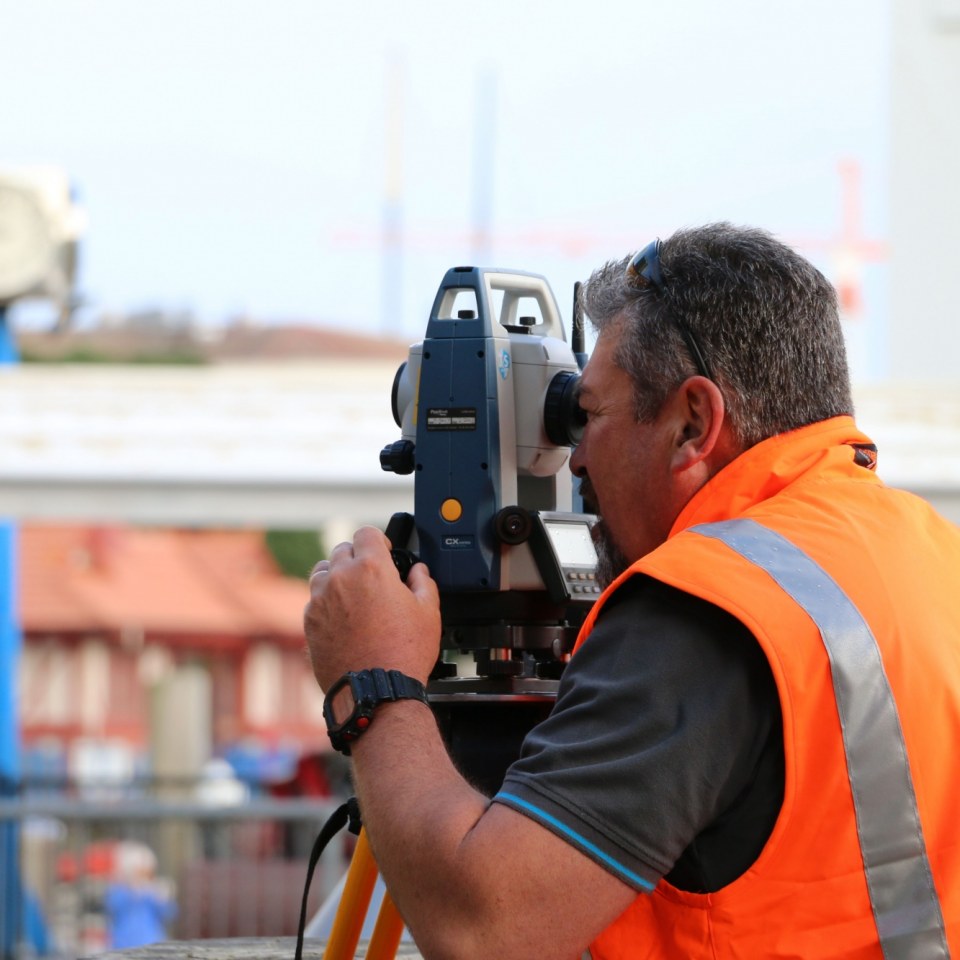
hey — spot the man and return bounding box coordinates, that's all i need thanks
[304,224,960,959]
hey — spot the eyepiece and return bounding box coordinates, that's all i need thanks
[543,370,586,446]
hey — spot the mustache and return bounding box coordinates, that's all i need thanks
[577,476,628,588]
[578,476,599,515]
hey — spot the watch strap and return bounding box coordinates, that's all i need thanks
[371,668,429,704]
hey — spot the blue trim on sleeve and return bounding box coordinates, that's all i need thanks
[495,791,656,891]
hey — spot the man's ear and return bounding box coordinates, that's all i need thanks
[669,376,727,473]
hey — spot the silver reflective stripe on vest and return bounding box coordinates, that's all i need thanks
[692,518,950,960]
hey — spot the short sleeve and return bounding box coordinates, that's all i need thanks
[494,575,783,892]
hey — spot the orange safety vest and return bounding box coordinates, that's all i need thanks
[576,417,960,960]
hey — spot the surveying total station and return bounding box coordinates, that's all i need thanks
[305,266,598,960]
[380,265,597,791]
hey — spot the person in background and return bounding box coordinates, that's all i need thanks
[103,841,177,950]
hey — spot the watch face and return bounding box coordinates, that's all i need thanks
[328,681,356,727]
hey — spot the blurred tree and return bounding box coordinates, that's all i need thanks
[265,529,325,580]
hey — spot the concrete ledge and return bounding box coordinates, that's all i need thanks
[87,938,423,959]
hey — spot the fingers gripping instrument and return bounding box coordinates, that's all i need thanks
[380,267,597,694]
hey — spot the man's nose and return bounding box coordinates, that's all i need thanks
[570,442,586,478]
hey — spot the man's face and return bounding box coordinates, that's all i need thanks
[570,324,682,587]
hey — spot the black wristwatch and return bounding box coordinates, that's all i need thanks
[323,668,430,755]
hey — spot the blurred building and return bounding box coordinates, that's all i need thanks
[19,524,323,786]
[0,354,412,534]
[889,0,960,383]
[5,325,414,795]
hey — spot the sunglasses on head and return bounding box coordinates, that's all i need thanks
[626,239,714,382]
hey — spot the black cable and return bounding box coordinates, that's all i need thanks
[294,796,363,960]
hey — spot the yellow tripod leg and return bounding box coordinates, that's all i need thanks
[366,889,405,960]
[323,828,380,960]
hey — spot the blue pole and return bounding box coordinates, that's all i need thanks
[0,305,21,959]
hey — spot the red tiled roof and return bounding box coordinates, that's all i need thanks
[20,525,310,644]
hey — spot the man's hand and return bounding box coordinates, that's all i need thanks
[304,525,442,691]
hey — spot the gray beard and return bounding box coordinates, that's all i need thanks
[591,518,630,590]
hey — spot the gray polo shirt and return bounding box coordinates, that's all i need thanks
[495,575,784,893]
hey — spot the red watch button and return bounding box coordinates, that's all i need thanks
[357,717,371,730]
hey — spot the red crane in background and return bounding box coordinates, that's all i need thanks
[790,158,889,323]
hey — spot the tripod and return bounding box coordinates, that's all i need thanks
[322,828,405,960]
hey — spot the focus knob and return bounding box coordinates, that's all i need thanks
[380,440,416,475]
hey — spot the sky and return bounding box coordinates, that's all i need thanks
[1,0,891,371]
